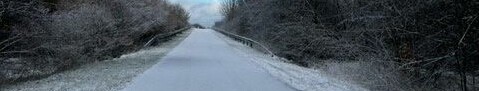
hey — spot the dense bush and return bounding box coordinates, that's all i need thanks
[217,0,478,90]
[0,0,189,84]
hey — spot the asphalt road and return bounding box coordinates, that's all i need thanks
[122,29,295,91]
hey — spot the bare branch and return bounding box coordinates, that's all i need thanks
[458,14,478,45]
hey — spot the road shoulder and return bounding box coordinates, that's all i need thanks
[214,31,368,91]
[0,30,192,91]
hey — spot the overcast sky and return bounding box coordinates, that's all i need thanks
[168,0,223,27]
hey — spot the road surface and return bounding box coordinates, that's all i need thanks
[122,29,296,91]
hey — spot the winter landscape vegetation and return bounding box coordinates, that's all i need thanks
[1,0,478,91]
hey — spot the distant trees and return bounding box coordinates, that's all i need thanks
[192,24,205,29]
[216,0,478,90]
[1,0,189,84]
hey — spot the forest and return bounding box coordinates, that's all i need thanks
[216,0,479,90]
[0,0,189,84]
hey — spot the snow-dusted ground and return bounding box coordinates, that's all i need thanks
[1,28,367,91]
[215,30,369,91]
[122,29,295,91]
[0,29,192,91]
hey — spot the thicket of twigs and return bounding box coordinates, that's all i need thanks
[216,0,478,90]
[0,0,189,84]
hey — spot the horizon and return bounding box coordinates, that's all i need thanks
[169,0,223,27]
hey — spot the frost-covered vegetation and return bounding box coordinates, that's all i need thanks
[216,0,478,90]
[0,0,189,84]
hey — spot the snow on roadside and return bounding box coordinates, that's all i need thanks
[0,30,192,91]
[215,32,369,91]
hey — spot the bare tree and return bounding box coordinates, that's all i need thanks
[217,0,479,90]
[1,0,190,84]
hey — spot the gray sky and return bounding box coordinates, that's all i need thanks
[169,0,223,27]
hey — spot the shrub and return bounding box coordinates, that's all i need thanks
[217,0,478,90]
[1,0,189,84]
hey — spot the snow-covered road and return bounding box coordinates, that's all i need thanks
[122,29,296,91]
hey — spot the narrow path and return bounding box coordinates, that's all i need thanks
[122,29,296,91]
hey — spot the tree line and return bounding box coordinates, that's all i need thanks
[0,0,189,84]
[215,0,478,90]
